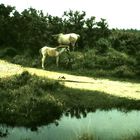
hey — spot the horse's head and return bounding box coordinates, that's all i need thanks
[77,34,80,39]
[57,45,70,53]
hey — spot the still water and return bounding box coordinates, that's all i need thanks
[1,109,140,140]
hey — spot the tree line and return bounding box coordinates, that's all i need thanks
[0,4,111,53]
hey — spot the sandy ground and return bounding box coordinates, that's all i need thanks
[0,60,140,100]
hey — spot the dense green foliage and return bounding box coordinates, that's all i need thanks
[0,4,140,80]
[0,71,64,127]
[0,4,110,51]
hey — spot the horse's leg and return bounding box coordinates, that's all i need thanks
[71,42,75,51]
[69,36,76,51]
[42,55,46,69]
[56,56,59,67]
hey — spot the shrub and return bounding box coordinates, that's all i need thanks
[105,48,136,69]
[136,51,140,66]
[113,65,135,78]
[82,49,96,69]
[0,72,64,126]
[95,38,111,54]
[0,47,17,58]
[61,52,84,70]
[12,55,29,65]
[12,54,37,67]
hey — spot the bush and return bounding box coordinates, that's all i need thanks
[61,52,84,70]
[95,38,111,54]
[0,47,17,58]
[12,55,32,66]
[113,65,135,78]
[12,54,40,68]
[82,49,96,69]
[82,48,136,70]
[0,72,64,126]
[105,48,136,69]
[136,51,140,66]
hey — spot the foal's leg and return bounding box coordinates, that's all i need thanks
[56,56,59,67]
[42,55,46,69]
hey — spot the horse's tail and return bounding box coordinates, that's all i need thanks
[52,34,59,37]
[52,33,63,38]
[39,48,42,55]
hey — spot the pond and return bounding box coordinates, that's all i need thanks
[1,109,140,140]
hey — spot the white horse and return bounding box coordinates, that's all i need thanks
[52,33,80,51]
[39,45,70,69]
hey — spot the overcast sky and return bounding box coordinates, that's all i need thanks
[1,0,140,29]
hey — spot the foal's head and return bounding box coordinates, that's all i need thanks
[65,45,70,52]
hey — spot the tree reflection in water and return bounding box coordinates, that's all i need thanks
[0,107,96,137]
[64,107,97,119]
[0,125,9,138]
[1,109,140,140]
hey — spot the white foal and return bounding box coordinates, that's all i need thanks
[40,45,69,69]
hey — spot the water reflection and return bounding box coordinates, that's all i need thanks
[0,125,9,138]
[65,108,88,119]
[1,109,140,140]
[64,107,99,120]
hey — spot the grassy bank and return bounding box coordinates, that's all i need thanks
[0,71,140,127]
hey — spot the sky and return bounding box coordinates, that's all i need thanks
[1,0,140,29]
